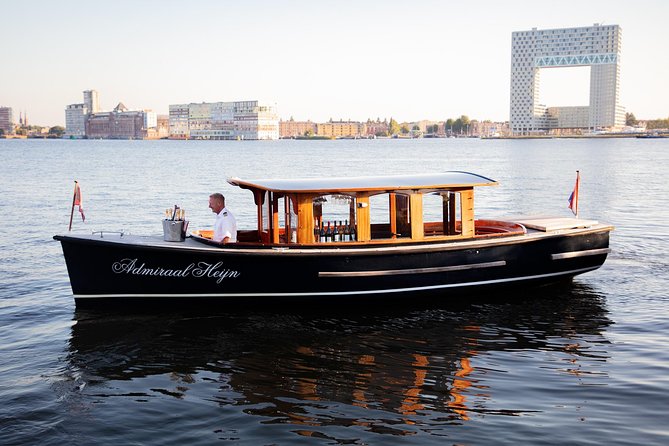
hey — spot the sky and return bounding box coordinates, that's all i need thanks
[1,0,667,126]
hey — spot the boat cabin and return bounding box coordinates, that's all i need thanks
[202,172,524,246]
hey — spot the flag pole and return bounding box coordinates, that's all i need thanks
[575,170,580,218]
[68,180,78,231]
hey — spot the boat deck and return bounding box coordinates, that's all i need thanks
[515,217,600,232]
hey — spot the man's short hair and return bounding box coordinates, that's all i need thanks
[210,193,225,204]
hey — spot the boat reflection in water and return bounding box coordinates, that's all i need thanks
[66,285,611,440]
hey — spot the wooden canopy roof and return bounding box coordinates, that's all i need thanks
[227,171,497,194]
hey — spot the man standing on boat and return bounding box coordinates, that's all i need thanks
[209,193,237,243]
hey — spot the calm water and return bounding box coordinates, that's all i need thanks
[1,138,668,445]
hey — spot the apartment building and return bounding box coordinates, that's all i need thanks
[0,107,14,134]
[279,119,317,138]
[317,121,366,138]
[168,100,279,140]
[65,103,87,138]
[65,89,100,138]
[510,24,624,134]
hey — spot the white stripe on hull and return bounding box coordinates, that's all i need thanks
[551,248,611,260]
[318,260,507,277]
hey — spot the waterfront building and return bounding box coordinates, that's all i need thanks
[546,106,590,129]
[235,101,279,140]
[0,107,14,134]
[279,119,317,138]
[156,115,169,139]
[65,89,160,139]
[65,89,100,138]
[510,24,624,135]
[365,119,389,137]
[86,103,157,139]
[83,90,100,114]
[168,100,278,140]
[317,120,366,138]
[471,120,510,138]
[168,104,190,139]
[64,103,87,138]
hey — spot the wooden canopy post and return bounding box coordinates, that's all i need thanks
[448,192,457,235]
[409,193,424,240]
[389,193,397,238]
[442,192,449,236]
[271,193,280,244]
[296,194,315,244]
[356,192,370,242]
[284,195,293,243]
[460,188,475,237]
[253,190,266,241]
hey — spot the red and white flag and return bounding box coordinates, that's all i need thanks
[568,171,580,216]
[73,182,85,222]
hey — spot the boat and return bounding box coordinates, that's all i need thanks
[54,172,613,304]
[636,133,668,138]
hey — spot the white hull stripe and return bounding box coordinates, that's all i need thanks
[551,248,611,260]
[73,266,599,299]
[318,260,506,278]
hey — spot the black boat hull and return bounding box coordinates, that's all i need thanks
[54,227,611,303]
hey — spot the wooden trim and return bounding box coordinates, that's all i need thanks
[356,192,371,242]
[409,193,424,240]
[460,189,475,237]
[271,193,280,244]
[296,194,315,244]
[389,193,397,239]
[448,192,457,235]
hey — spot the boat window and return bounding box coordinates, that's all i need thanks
[423,191,462,237]
[276,194,298,243]
[369,192,411,240]
[313,194,356,242]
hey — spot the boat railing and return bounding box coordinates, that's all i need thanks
[191,219,525,247]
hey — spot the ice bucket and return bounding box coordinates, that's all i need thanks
[162,220,185,242]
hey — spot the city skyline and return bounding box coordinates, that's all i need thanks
[1,0,668,126]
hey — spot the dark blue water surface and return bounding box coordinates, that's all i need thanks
[1,138,668,445]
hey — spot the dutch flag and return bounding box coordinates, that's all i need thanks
[568,171,580,217]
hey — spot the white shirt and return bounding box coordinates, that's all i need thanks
[213,207,237,243]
